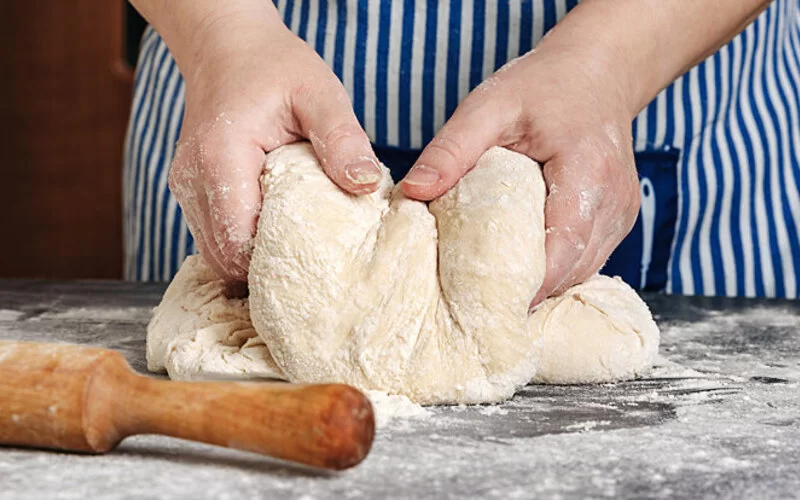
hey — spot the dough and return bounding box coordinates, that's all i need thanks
[530,275,660,384]
[147,255,283,381]
[147,143,659,404]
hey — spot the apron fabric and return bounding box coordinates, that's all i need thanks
[124,0,800,298]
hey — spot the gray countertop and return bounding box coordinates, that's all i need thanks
[0,280,798,499]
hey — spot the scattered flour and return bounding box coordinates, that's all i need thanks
[365,391,431,428]
[0,310,23,322]
[2,292,799,498]
[478,405,510,417]
[564,421,612,432]
[34,307,151,322]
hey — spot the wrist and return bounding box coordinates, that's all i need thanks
[525,37,640,125]
[544,0,773,117]
[133,0,286,85]
[534,1,655,119]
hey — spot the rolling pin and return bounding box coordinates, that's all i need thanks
[0,341,374,470]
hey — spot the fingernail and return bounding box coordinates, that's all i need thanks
[345,160,382,185]
[403,165,441,186]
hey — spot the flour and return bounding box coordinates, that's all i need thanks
[365,391,430,428]
[0,310,23,322]
[478,405,509,417]
[34,307,151,322]
[564,421,612,432]
[4,279,799,498]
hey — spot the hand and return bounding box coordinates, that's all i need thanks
[401,41,640,306]
[166,5,380,282]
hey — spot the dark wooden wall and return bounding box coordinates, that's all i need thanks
[0,2,134,279]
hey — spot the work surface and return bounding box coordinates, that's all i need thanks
[0,281,798,499]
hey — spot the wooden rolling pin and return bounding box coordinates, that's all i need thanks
[0,341,374,470]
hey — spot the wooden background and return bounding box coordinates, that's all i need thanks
[0,1,135,279]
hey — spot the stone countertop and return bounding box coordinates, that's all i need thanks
[0,280,798,499]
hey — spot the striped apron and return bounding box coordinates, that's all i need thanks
[124,0,800,298]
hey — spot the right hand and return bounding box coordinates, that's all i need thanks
[166,4,380,283]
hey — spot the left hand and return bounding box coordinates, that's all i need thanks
[400,44,641,306]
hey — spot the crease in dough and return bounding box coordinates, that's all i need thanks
[249,144,545,404]
[146,255,283,381]
[147,143,660,404]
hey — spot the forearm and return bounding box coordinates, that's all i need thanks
[539,0,773,118]
[128,0,285,79]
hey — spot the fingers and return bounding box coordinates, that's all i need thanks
[204,138,266,282]
[553,152,640,296]
[295,86,381,195]
[194,179,248,282]
[530,167,596,306]
[401,85,516,201]
[169,165,232,282]
[168,132,264,283]
[530,152,640,307]
[551,193,640,298]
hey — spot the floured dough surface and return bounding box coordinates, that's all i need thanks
[147,143,659,404]
[530,275,660,384]
[249,144,546,404]
[147,255,283,381]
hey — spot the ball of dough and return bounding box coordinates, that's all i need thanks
[148,143,660,405]
[530,275,660,384]
[249,143,547,404]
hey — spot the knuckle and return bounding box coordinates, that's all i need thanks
[592,152,618,179]
[425,134,468,172]
[322,121,363,146]
[294,65,342,97]
[311,121,365,162]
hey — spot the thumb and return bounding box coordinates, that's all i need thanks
[295,86,381,195]
[401,92,510,201]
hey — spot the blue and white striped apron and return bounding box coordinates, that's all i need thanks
[124,0,800,298]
